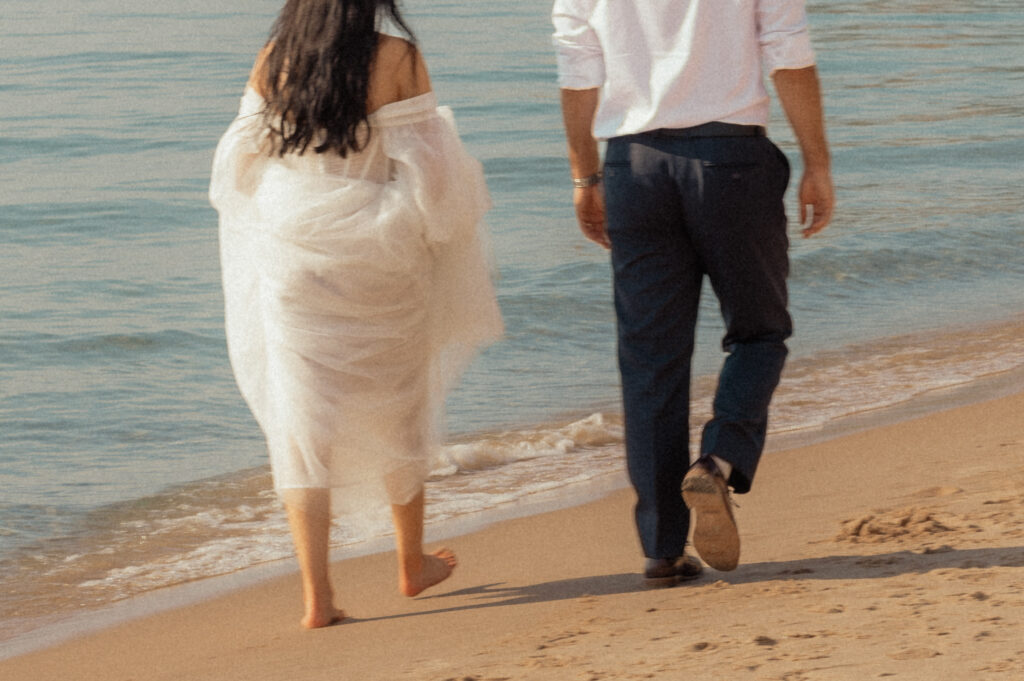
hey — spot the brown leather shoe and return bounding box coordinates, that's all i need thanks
[682,458,740,571]
[643,553,704,588]
[676,552,703,581]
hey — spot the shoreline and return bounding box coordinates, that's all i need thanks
[3,315,1020,643]
[2,366,1023,676]
[765,361,1024,453]
[0,467,633,662]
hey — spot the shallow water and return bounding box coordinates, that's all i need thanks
[1,0,1022,652]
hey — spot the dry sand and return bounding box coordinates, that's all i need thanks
[3,389,1023,680]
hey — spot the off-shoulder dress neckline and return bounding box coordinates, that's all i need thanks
[369,91,436,118]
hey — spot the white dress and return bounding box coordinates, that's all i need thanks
[210,90,502,519]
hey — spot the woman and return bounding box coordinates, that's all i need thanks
[210,0,502,629]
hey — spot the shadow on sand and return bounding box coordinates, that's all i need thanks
[349,543,1024,624]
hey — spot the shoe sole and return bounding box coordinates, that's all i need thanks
[682,475,740,572]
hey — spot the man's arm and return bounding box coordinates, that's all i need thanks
[772,65,834,237]
[560,87,610,249]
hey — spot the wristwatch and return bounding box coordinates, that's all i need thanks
[572,172,603,188]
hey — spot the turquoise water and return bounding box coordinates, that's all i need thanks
[1,0,1023,651]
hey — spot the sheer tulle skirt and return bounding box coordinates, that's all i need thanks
[212,92,502,524]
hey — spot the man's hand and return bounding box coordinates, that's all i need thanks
[798,165,834,237]
[560,87,609,248]
[772,66,834,238]
[574,184,609,249]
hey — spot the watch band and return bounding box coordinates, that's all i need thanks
[572,172,603,188]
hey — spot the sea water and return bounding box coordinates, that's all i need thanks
[1,0,1022,654]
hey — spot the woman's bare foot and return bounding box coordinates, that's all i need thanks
[399,548,457,597]
[301,603,346,629]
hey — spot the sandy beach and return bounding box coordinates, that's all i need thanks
[4,386,1023,680]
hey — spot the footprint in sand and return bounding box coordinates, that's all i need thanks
[911,486,962,498]
[887,647,942,660]
[836,507,958,543]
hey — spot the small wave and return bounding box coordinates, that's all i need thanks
[21,50,231,69]
[433,412,624,475]
[68,330,207,352]
[0,329,218,365]
[771,317,1024,434]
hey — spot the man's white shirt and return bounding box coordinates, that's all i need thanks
[552,0,816,138]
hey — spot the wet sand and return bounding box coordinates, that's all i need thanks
[3,389,1023,680]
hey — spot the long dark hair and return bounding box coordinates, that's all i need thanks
[259,0,416,157]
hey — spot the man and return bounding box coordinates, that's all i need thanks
[553,0,834,585]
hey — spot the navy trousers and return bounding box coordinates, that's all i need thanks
[603,129,792,560]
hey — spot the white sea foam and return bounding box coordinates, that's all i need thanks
[432,412,623,475]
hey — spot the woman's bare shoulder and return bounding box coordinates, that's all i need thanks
[375,34,417,68]
[246,42,275,96]
[368,35,431,112]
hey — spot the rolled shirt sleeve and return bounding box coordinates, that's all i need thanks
[757,0,817,74]
[552,0,605,89]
